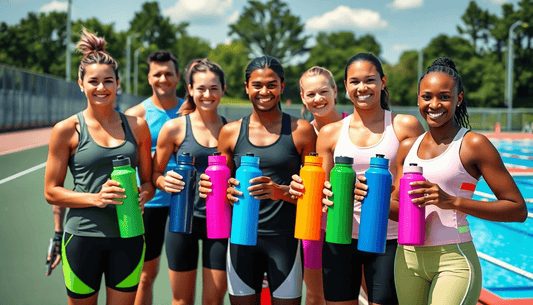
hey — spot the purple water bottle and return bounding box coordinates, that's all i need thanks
[205,152,231,239]
[398,163,426,246]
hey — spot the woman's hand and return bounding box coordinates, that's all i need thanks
[226,178,242,204]
[248,176,283,200]
[198,173,212,199]
[408,180,457,210]
[289,174,305,200]
[94,180,126,208]
[322,181,333,212]
[354,175,368,202]
[163,170,185,193]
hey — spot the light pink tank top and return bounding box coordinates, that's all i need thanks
[333,110,400,239]
[404,128,478,246]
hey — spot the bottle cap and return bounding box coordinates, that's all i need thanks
[335,156,354,165]
[246,152,255,156]
[404,164,423,174]
[112,155,131,167]
[213,152,221,156]
[370,154,389,167]
[241,154,260,166]
[208,154,226,164]
[310,152,318,156]
[305,154,323,165]
[177,152,194,165]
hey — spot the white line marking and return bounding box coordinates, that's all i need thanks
[474,191,496,200]
[0,162,46,185]
[478,252,533,281]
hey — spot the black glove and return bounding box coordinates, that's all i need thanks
[46,231,63,275]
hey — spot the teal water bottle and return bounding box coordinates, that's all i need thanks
[231,153,263,246]
[169,153,196,234]
[110,155,144,238]
[357,154,392,253]
[326,156,355,244]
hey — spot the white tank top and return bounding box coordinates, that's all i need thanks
[404,128,478,246]
[333,110,400,239]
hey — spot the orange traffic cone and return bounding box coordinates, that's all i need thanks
[261,274,271,304]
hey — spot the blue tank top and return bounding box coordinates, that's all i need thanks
[233,113,302,236]
[142,97,183,208]
[176,114,227,218]
[65,111,138,237]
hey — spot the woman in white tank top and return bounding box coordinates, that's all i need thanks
[357,57,527,305]
[316,53,425,305]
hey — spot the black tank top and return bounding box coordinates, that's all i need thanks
[65,111,138,237]
[233,113,302,236]
[176,114,227,218]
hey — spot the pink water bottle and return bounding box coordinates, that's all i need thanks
[398,163,426,246]
[205,152,232,239]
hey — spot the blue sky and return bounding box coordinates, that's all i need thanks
[0,0,520,64]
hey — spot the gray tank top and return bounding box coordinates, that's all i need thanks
[176,115,227,218]
[65,111,139,237]
[233,113,302,236]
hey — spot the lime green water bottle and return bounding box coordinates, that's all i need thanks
[326,156,355,244]
[111,155,144,238]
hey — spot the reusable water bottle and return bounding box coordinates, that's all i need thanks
[231,153,263,246]
[295,153,326,241]
[326,156,355,244]
[110,155,144,238]
[398,163,426,246]
[357,154,392,253]
[205,152,231,239]
[169,153,196,234]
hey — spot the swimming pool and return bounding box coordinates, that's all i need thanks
[469,138,533,301]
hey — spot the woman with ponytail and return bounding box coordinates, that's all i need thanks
[356,57,527,305]
[44,28,154,304]
[152,59,230,305]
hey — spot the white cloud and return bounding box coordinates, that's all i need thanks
[163,0,233,23]
[39,0,68,13]
[392,44,410,52]
[387,0,423,10]
[226,11,239,24]
[305,6,389,31]
[480,0,509,5]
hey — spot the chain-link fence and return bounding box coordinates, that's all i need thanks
[1,65,532,133]
[0,65,145,132]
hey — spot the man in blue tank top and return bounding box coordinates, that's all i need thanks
[46,51,183,305]
[124,51,183,305]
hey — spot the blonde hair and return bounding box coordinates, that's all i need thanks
[299,66,336,93]
[76,28,118,80]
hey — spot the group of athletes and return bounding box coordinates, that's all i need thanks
[43,28,527,305]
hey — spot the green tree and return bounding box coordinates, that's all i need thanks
[228,0,309,65]
[457,0,495,55]
[208,42,251,99]
[386,50,418,106]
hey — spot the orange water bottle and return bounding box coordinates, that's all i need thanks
[295,153,326,241]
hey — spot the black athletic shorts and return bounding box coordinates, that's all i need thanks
[143,206,169,262]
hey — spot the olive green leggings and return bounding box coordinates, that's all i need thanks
[394,242,482,305]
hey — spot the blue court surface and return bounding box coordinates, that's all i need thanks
[470,138,533,301]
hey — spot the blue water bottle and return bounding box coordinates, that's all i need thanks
[169,152,196,234]
[357,154,392,253]
[231,153,263,246]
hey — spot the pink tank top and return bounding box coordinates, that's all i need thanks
[404,128,478,247]
[333,110,400,239]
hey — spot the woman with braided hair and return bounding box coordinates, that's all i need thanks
[356,57,527,305]
[44,28,154,304]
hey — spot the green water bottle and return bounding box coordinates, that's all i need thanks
[326,156,355,244]
[111,155,144,238]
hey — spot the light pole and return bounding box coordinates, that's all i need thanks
[134,47,144,96]
[506,21,525,131]
[126,33,139,94]
[65,0,72,82]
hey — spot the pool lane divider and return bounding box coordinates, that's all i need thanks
[0,162,46,185]
[478,252,533,281]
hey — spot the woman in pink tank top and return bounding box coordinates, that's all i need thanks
[310,54,424,305]
[357,57,527,305]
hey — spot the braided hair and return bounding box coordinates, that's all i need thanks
[76,28,118,81]
[419,57,470,129]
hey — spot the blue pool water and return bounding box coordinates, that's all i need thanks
[469,138,533,299]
